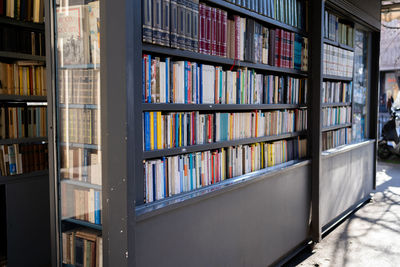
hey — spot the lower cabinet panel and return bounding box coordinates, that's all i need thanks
[320,142,375,229]
[136,163,311,267]
[6,176,51,267]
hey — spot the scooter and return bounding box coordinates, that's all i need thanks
[378,107,400,159]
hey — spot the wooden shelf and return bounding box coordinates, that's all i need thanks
[0,137,47,145]
[323,38,354,51]
[143,103,307,111]
[61,179,102,190]
[0,170,48,184]
[321,102,352,107]
[0,95,47,102]
[0,16,45,30]
[0,51,45,62]
[322,123,352,132]
[62,218,102,231]
[323,75,353,81]
[143,131,306,159]
[205,0,308,36]
[143,44,308,76]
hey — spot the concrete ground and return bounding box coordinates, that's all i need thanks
[284,161,400,267]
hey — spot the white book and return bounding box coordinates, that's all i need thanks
[215,113,220,142]
[159,62,166,103]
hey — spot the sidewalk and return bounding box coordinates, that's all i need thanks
[285,161,400,267]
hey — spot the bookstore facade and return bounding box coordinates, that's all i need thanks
[0,0,381,266]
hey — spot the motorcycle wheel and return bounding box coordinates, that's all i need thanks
[378,145,391,160]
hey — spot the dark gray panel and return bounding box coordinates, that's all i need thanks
[347,0,381,22]
[320,143,374,227]
[6,176,51,267]
[136,164,311,267]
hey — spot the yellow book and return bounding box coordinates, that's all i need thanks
[18,67,23,95]
[150,112,154,150]
[260,143,264,169]
[179,113,182,147]
[157,112,162,150]
[26,68,30,96]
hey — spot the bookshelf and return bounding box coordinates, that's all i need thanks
[49,0,103,266]
[0,1,50,266]
[46,0,381,266]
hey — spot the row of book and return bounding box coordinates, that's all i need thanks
[60,108,100,145]
[144,137,307,202]
[324,11,354,47]
[0,143,47,176]
[143,55,308,104]
[0,106,47,139]
[60,147,101,186]
[224,0,307,30]
[322,107,351,127]
[62,229,102,267]
[322,81,352,104]
[0,27,45,56]
[322,128,352,151]
[56,2,100,66]
[143,1,308,70]
[58,69,100,105]
[0,62,46,96]
[323,44,354,78]
[61,184,102,225]
[143,109,307,150]
[1,0,44,23]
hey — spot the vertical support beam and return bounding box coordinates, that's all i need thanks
[44,0,59,265]
[310,0,324,242]
[369,31,380,190]
[101,0,135,265]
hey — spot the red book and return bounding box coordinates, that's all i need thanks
[211,8,217,56]
[275,28,281,67]
[205,6,211,55]
[187,62,192,104]
[199,4,205,54]
[234,15,240,60]
[221,11,227,58]
[216,9,221,57]
[291,32,295,68]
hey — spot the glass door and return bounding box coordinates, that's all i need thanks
[54,0,102,265]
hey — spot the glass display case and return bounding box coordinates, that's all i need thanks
[352,29,369,141]
[54,0,102,265]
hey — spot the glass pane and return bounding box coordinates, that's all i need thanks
[55,0,102,265]
[352,29,369,141]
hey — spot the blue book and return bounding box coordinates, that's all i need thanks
[220,113,229,141]
[8,145,16,175]
[199,64,203,104]
[94,191,101,225]
[144,112,150,150]
[184,61,188,103]
[166,58,169,103]
[148,55,152,103]
[142,56,145,103]
[189,154,193,190]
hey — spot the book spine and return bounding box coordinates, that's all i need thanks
[161,0,170,46]
[143,0,153,43]
[170,0,178,48]
[221,11,227,58]
[192,0,199,52]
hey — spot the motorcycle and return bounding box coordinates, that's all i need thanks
[378,107,400,159]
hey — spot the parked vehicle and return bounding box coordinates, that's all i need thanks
[378,107,400,159]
